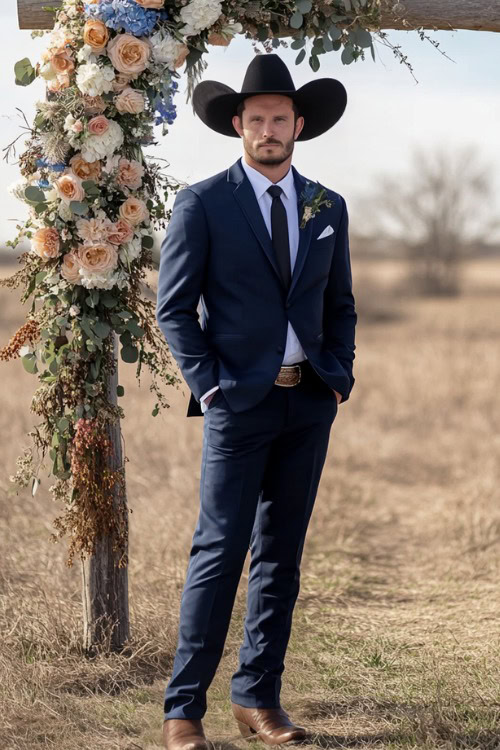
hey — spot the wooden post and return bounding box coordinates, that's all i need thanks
[18,1,130,655]
[81,334,130,654]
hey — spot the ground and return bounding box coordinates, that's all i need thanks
[0,258,499,749]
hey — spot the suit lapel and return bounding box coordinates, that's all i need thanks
[229,159,284,285]
[288,166,314,299]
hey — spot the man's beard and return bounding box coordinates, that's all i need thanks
[244,135,295,165]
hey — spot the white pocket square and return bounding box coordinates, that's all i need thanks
[316,225,334,240]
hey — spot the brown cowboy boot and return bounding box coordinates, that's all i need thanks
[162,718,211,750]
[231,703,306,745]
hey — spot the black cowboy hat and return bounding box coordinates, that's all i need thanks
[192,53,347,141]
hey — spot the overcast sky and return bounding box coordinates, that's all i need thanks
[1,6,499,246]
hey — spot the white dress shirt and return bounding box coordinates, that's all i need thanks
[200,157,306,411]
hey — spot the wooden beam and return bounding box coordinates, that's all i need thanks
[17,0,500,31]
[17,0,61,30]
[379,0,500,32]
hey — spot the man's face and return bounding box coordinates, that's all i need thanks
[232,94,304,166]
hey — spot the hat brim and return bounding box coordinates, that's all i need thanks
[192,78,347,141]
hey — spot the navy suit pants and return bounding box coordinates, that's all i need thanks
[164,361,338,719]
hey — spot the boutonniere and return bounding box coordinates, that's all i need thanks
[299,180,333,229]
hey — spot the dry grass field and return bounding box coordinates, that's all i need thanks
[1,258,499,750]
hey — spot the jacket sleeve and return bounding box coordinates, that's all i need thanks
[156,188,219,402]
[323,195,357,402]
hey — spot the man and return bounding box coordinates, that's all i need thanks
[156,53,356,750]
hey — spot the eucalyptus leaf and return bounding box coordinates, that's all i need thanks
[350,26,372,48]
[35,271,47,284]
[117,385,125,397]
[341,44,355,64]
[14,57,36,87]
[69,200,89,216]
[121,345,138,364]
[329,26,343,41]
[35,202,47,215]
[290,11,303,29]
[290,38,306,49]
[58,417,69,432]
[295,49,306,65]
[309,54,320,72]
[296,0,312,12]
[323,35,334,51]
[141,235,154,250]
[126,319,145,338]
[93,321,111,339]
[21,354,37,374]
[24,186,46,203]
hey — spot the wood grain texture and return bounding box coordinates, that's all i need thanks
[81,335,130,654]
[17,0,61,30]
[17,0,500,31]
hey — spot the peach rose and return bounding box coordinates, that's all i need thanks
[115,87,145,114]
[112,73,133,92]
[77,243,118,273]
[60,252,82,283]
[117,158,144,190]
[83,19,109,52]
[55,172,85,203]
[70,154,102,181]
[134,0,164,7]
[88,115,110,136]
[76,216,112,243]
[107,34,151,76]
[119,196,149,226]
[106,219,134,245]
[31,227,60,260]
[51,48,75,75]
[83,94,107,114]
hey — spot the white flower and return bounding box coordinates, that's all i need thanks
[150,30,187,70]
[69,304,80,317]
[58,201,73,221]
[77,44,97,64]
[79,268,125,290]
[19,345,32,357]
[80,120,124,163]
[76,63,115,97]
[119,236,142,264]
[179,0,223,37]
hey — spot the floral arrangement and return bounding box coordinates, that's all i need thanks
[2,0,383,567]
[299,180,333,228]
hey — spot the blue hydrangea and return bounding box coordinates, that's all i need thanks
[37,179,50,188]
[153,80,178,126]
[84,0,167,37]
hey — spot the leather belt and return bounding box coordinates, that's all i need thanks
[274,363,303,387]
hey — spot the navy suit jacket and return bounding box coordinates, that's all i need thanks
[156,157,357,417]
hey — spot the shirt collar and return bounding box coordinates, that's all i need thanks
[240,157,295,202]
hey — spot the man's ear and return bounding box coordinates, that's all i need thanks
[232,115,243,137]
[294,115,305,140]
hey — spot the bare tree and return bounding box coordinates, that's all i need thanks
[369,144,498,295]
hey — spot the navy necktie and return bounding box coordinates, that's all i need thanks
[267,185,291,289]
